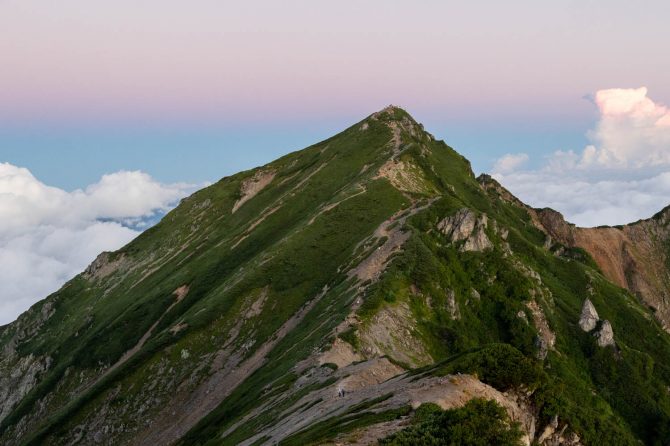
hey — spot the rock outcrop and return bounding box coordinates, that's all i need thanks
[578,299,599,332]
[536,414,583,445]
[446,289,461,320]
[0,354,51,423]
[438,208,476,241]
[438,208,493,252]
[595,320,615,347]
[527,300,556,360]
[577,299,615,347]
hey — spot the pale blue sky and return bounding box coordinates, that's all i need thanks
[2,109,592,191]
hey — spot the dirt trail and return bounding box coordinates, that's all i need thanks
[239,361,536,446]
[349,199,437,283]
[308,184,366,225]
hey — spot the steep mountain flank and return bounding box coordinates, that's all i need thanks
[2,107,670,445]
[480,175,670,331]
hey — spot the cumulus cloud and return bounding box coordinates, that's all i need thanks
[0,164,197,325]
[492,87,670,227]
[492,153,529,174]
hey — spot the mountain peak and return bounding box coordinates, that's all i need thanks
[369,104,414,122]
[362,104,434,149]
[377,104,406,114]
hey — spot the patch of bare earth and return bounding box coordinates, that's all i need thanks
[530,206,670,331]
[318,338,362,368]
[349,225,410,283]
[232,170,276,213]
[340,200,439,368]
[376,159,433,195]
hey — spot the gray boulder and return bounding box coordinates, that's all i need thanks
[595,320,615,347]
[578,299,599,332]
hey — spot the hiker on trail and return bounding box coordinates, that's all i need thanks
[337,386,344,398]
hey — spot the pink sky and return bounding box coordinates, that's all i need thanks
[2,1,669,126]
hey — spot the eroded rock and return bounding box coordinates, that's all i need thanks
[446,290,461,320]
[83,252,126,281]
[595,320,615,347]
[526,300,556,360]
[0,354,51,423]
[438,209,493,252]
[578,299,599,332]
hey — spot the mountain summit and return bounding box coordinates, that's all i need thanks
[2,107,670,445]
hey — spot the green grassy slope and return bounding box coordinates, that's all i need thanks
[1,107,669,445]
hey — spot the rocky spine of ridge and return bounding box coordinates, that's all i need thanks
[479,173,670,332]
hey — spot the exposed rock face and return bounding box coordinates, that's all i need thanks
[0,354,51,423]
[446,289,461,320]
[535,208,576,247]
[438,208,476,241]
[536,414,583,446]
[527,300,556,360]
[83,251,126,281]
[572,218,670,332]
[438,208,492,252]
[578,299,599,332]
[463,223,493,252]
[377,159,434,194]
[595,320,615,347]
[537,415,559,444]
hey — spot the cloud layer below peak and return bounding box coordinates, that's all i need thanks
[493,87,670,227]
[0,164,197,324]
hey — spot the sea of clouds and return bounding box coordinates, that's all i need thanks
[0,166,197,324]
[493,87,670,227]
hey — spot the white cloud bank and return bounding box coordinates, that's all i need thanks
[493,87,670,228]
[0,164,197,325]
